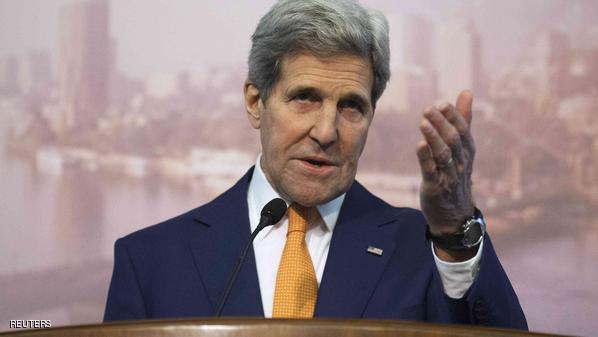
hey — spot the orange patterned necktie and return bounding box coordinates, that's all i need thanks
[272,203,318,318]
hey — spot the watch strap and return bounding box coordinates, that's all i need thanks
[426,208,485,251]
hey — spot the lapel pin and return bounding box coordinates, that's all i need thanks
[367,246,383,256]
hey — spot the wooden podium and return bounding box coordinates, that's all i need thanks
[0,319,565,337]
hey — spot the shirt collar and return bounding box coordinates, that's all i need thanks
[248,154,345,235]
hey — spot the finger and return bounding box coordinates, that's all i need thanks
[424,106,464,166]
[455,90,473,126]
[438,103,475,157]
[453,92,476,160]
[439,102,468,136]
[416,139,437,182]
[419,119,457,178]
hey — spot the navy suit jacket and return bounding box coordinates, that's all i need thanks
[104,167,527,329]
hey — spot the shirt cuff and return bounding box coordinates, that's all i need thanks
[432,239,483,299]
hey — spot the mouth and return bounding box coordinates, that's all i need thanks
[297,156,337,175]
[301,156,334,166]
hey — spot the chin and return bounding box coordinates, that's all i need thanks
[285,183,345,207]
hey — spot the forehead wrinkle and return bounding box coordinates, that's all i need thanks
[289,60,371,83]
[277,54,373,100]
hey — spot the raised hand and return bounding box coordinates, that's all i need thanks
[416,90,476,255]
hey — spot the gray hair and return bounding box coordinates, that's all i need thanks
[248,0,390,108]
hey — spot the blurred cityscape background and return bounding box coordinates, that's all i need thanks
[0,0,596,335]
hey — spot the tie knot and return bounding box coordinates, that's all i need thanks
[288,203,315,234]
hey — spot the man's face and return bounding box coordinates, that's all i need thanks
[245,53,374,206]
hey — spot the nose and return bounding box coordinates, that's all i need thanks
[309,102,338,149]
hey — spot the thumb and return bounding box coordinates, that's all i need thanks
[456,90,474,125]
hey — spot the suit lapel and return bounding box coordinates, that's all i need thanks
[189,167,264,316]
[315,181,398,317]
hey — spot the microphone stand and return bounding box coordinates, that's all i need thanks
[214,218,270,316]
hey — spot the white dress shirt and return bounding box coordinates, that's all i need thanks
[247,155,482,317]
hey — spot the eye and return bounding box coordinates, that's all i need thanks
[340,100,363,112]
[338,99,367,123]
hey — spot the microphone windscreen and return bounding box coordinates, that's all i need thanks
[261,198,288,224]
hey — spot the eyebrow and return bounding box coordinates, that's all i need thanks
[341,93,370,111]
[284,85,321,98]
[285,85,371,108]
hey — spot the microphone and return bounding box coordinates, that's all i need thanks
[214,198,287,316]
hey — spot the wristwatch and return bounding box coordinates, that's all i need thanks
[426,208,486,251]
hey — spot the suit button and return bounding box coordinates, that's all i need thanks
[473,299,490,325]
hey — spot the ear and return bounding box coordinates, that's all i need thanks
[244,80,263,129]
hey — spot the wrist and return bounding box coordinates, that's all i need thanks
[426,207,485,252]
[427,206,476,236]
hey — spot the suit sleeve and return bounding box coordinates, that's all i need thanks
[464,234,528,329]
[426,234,528,329]
[104,238,148,321]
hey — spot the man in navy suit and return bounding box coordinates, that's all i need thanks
[104,0,526,329]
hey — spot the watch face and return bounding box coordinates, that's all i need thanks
[463,220,483,247]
